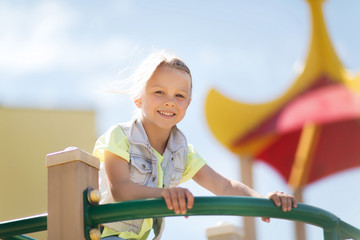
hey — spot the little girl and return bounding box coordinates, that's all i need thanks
[93,49,297,240]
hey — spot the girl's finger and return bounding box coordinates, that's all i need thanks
[270,193,281,207]
[280,197,288,212]
[185,189,194,210]
[161,190,173,210]
[286,197,292,211]
[178,190,187,214]
[170,189,181,214]
[292,197,298,208]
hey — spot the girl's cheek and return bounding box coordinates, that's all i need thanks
[180,102,191,110]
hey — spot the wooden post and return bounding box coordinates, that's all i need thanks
[206,222,244,240]
[293,189,305,240]
[46,147,100,240]
[240,156,256,240]
[289,123,321,240]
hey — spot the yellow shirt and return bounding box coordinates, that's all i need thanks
[93,125,206,239]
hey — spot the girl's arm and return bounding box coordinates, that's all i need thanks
[104,150,194,214]
[193,164,297,221]
[192,164,262,197]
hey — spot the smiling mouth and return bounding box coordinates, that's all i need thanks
[158,111,176,116]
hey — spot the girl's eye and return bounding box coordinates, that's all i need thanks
[155,91,164,94]
[176,94,185,98]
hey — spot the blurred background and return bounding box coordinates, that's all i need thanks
[1,0,360,239]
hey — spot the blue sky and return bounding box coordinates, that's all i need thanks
[1,1,360,239]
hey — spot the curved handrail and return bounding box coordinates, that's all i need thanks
[1,196,359,239]
[0,214,47,239]
[4,235,38,240]
[84,195,360,240]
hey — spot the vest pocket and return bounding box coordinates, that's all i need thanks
[129,156,152,185]
[168,166,184,188]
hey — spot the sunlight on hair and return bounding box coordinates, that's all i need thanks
[105,49,192,119]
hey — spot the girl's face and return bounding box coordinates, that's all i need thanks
[135,66,192,132]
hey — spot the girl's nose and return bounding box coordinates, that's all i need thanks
[164,98,175,107]
[165,102,175,107]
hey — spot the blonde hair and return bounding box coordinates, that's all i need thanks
[112,49,192,100]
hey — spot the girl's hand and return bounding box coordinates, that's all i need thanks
[161,187,194,215]
[262,191,298,223]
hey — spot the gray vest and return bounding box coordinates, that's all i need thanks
[99,119,189,239]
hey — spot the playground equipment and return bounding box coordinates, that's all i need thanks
[205,0,360,239]
[0,148,359,240]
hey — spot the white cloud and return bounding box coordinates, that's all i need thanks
[0,1,75,75]
[55,37,138,71]
[0,1,138,76]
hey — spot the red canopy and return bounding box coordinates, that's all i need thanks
[205,0,360,189]
[237,75,360,186]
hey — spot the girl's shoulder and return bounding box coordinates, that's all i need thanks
[93,123,131,162]
[105,120,133,137]
[97,122,132,148]
[186,144,202,159]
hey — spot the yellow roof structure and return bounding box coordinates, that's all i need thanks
[205,0,360,157]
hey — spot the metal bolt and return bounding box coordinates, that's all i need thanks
[88,189,101,205]
[89,228,101,240]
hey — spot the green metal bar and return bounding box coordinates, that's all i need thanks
[323,227,341,240]
[84,195,360,240]
[3,235,38,240]
[337,220,360,240]
[83,188,97,240]
[0,214,47,238]
[1,195,359,239]
[87,197,335,227]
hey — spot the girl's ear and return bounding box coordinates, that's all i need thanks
[134,98,142,108]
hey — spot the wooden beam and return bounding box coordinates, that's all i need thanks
[240,156,256,240]
[289,122,321,240]
[46,147,100,240]
[289,123,320,189]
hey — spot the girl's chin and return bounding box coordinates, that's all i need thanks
[157,120,179,130]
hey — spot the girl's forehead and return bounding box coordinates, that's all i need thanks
[147,66,192,90]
